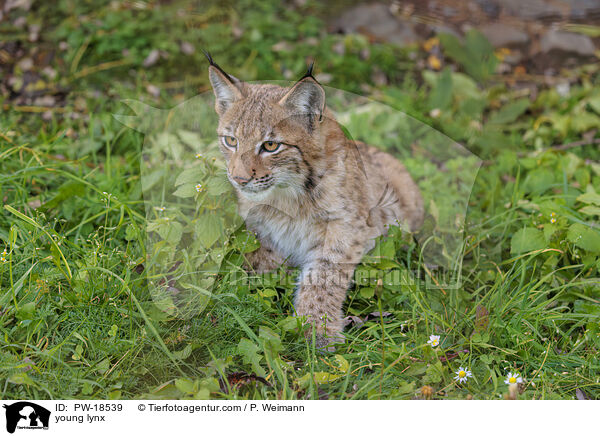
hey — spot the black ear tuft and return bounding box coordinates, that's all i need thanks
[301,61,316,80]
[202,49,214,65]
[203,50,237,84]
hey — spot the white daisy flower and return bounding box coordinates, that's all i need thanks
[427,334,440,347]
[454,366,472,383]
[504,372,523,385]
[195,183,203,192]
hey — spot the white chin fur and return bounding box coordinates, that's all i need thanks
[238,185,275,202]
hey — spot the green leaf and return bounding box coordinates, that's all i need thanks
[278,316,299,332]
[177,130,203,147]
[333,354,350,373]
[175,167,204,186]
[451,72,481,100]
[523,168,555,194]
[195,214,223,248]
[206,175,232,196]
[172,183,198,198]
[567,223,600,253]
[297,371,342,388]
[571,111,600,132]
[360,287,375,298]
[175,378,196,394]
[471,332,490,344]
[194,388,210,400]
[109,324,119,337]
[424,360,443,384]
[588,94,600,115]
[125,223,138,241]
[231,230,260,253]
[8,372,35,386]
[173,344,192,360]
[439,29,497,81]
[395,381,416,395]
[259,326,283,355]
[427,68,453,110]
[16,302,36,320]
[237,338,265,377]
[577,190,600,206]
[41,181,86,210]
[157,221,183,245]
[108,390,122,400]
[511,227,546,254]
[580,205,600,216]
[489,99,530,125]
[96,358,110,375]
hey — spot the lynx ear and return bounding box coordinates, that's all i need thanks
[204,51,245,115]
[278,64,325,127]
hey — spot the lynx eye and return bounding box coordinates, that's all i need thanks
[261,141,281,153]
[222,136,238,148]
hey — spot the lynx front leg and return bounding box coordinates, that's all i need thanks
[295,228,368,349]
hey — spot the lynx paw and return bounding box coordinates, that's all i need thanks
[244,245,286,274]
[301,317,345,352]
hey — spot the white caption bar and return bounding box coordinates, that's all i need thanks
[0,400,596,435]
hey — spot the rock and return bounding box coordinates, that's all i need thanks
[329,3,417,46]
[179,41,194,55]
[146,84,160,97]
[568,0,600,19]
[142,49,160,67]
[476,0,500,17]
[503,50,524,64]
[271,41,293,52]
[429,24,462,39]
[16,57,33,71]
[479,23,529,48]
[540,30,596,57]
[315,73,332,83]
[33,95,56,106]
[13,16,26,28]
[500,0,563,19]
[332,41,345,56]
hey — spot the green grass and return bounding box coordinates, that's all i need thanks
[1,0,599,400]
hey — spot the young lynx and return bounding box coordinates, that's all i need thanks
[207,55,424,347]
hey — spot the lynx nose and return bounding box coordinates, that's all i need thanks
[232,175,251,186]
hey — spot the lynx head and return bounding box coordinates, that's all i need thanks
[206,54,327,202]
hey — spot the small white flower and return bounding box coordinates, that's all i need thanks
[195,153,203,159]
[427,334,440,347]
[504,372,523,385]
[556,82,570,97]
[195,183,203,192]
[429,108,441,118]
[454,366,472,383]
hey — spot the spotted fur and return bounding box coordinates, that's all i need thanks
[207,59,424,348]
